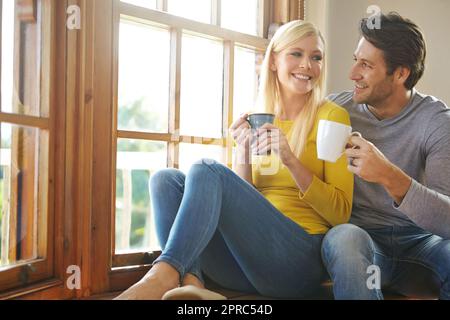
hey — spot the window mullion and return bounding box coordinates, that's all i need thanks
[223,40,234,167]
[1,169,10,265]
[211,0,220,26]
[299,0,305,20]
[260,0,271,38]
[289,0,304,21]
[0,0,3,108]
[168,27,181,168]
[156,0,167,12]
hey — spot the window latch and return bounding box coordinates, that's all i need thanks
[19,263,37,285]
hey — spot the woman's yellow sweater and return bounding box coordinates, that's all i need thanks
[252,101,354,234]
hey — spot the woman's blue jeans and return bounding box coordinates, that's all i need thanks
[150,159,326,298]
[321,223,450,300]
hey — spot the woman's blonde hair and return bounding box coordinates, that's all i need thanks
[257,20,326,158]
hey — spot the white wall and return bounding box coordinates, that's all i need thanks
[305,0,450,105]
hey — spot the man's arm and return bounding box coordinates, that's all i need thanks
[396,179,450,239]
[379,163,412,205]
[345,127,450,239]
[393,114,450,239]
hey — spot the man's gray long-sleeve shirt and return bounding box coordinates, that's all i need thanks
[328,90,450,239]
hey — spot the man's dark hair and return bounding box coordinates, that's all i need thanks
[360,12,426,90]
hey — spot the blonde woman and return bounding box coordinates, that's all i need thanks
[115,20,353,300]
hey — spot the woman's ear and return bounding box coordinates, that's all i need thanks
[270,53,277,71]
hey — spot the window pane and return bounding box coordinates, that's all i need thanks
[115,139,166,253]
[1,0,45,117]
[233,47,262,121]
[221,0,259,36]
[118,21,170,133]
[121,0,157,9]
[0,124,48,268]
[1,0,14,114]
[179,143,224,173]
[180,34,223,138]
[168,0,211,24]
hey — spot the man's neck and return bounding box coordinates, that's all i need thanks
[368,89,413,120]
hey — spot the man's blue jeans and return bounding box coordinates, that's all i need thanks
[321,223,450,300]
[149,159,326,298]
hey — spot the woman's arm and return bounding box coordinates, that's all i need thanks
[257,107,354,226]
[233,146,253,185]
[284,152,352,226]
[255,124,313,192]
[230,113,254,185]
[299,156,354,226]
[296,107,354,226]
[284,155,313,193]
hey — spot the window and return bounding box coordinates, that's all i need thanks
[1,0,14,114]
[0,0,54,293]
[168,0,211,24]
[121,0,157,10]
[178,143,223,173]
[112,0,269,269]
[0,0,304,298]
[179,33,223,138]
[221,0,259,35]
[115,139,166,253]
[118,21,170,134]
[0,124,49,266]
[233,46,263,119]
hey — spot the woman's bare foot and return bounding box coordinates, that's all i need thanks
[161,285,227,300]
[182,273,205,289]
[114,262,180,300]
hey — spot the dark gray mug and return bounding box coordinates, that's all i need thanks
[246,113,275,155]
[246,113,275,129]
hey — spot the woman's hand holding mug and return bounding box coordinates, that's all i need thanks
[230,113,252,152]
[253,123,296,166]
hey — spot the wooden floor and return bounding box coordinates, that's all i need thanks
[84,276,426,301]
[86,278,334,300]
[86,285,417,300]
[86,288,276,300]
[88,278,332,300]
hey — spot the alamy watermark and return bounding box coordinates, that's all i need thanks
[67,5,81,30]
[366,5,382,30]
[173,128,281,176]
[66,265,81,290]
[366,264,381,290]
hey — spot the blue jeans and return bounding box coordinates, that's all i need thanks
[149,159,326,298]
[321,223,450,300]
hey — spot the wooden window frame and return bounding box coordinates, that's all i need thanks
[0,0,103,300]
[273,0,305,24]
[0,0,61,298]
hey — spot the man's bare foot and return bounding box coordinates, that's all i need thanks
[114,262,180,300]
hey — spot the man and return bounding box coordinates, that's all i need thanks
[323,12,450,300]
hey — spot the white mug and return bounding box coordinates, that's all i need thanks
[317,120,361,163]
